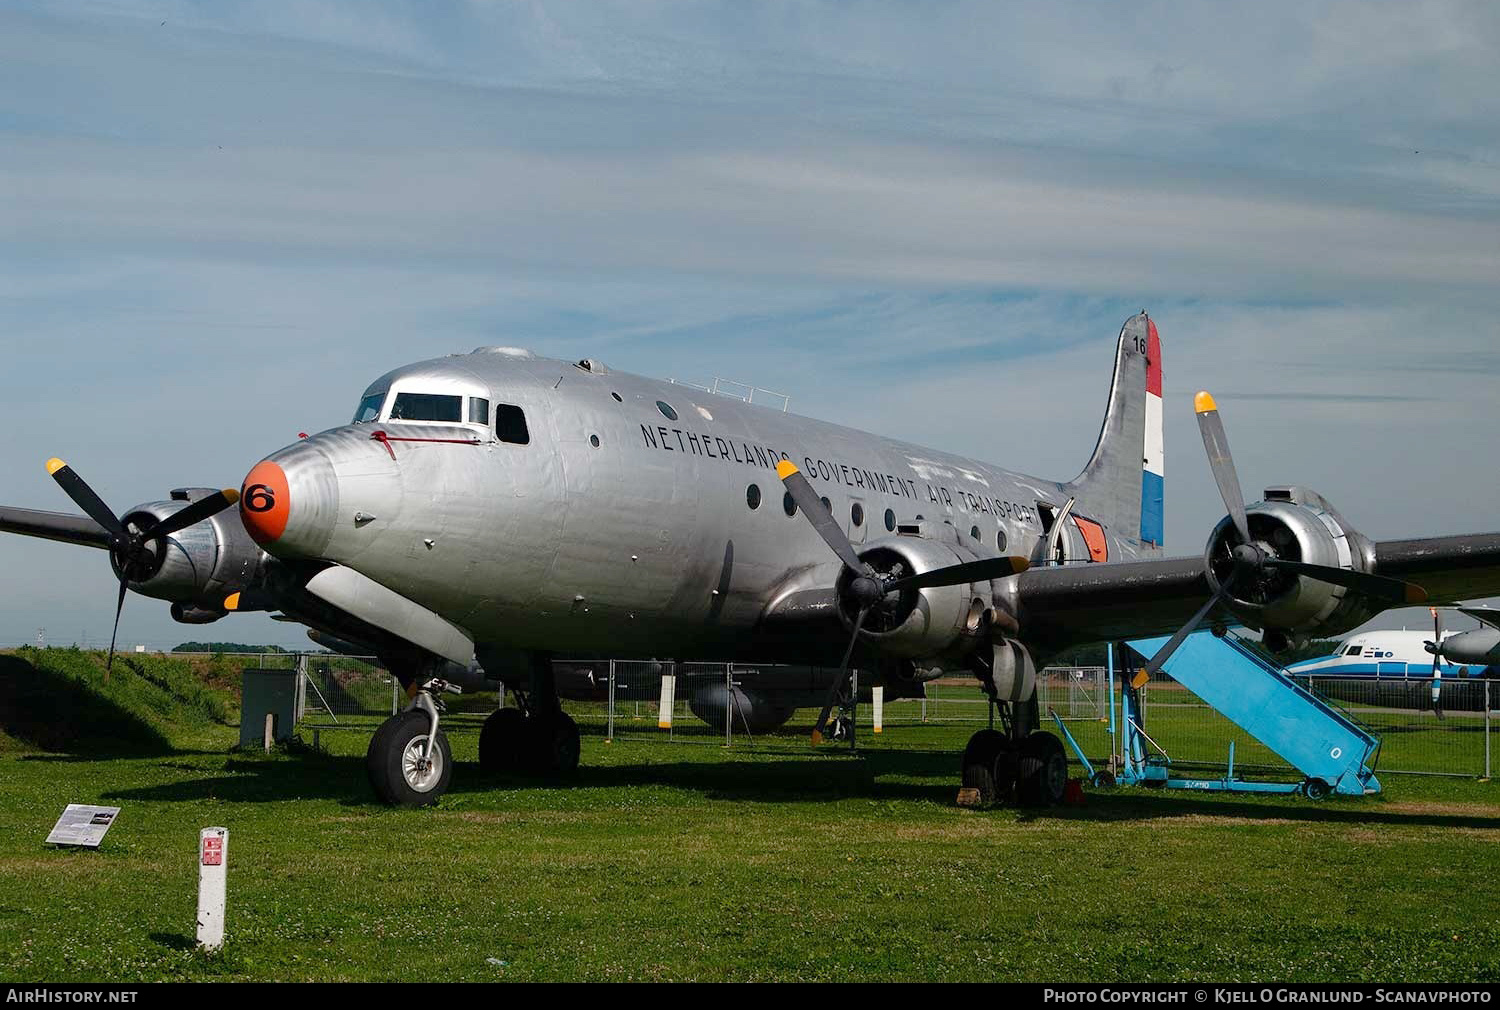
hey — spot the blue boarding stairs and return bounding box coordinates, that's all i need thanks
[1051,630,1381,798]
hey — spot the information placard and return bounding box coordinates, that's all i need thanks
[45,804,121,848]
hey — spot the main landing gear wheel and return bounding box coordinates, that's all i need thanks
[367,710,453,807]
[960,729,1016,806]
[524,713,581,775]
[1016,730,1068,808]
[479,707,528,773]
[1302,777,1331,801]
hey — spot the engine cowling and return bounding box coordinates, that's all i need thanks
[1204,485,1379,648]
[116,491,268,616]
[836,533,993,659]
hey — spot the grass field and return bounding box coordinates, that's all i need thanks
[2,650,1499,982]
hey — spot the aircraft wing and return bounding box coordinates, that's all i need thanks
[0,506,111,549]
[1016,532,1500,652]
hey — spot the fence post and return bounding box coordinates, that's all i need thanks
[391,675,399,715]
[1486,680,1492,780]
[724,663,733,747]
[607,660,616,742]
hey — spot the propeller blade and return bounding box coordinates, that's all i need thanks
[105,575,129,677]
[884,555,1030,594]
[811,605,870,745]
[0,505,111,549]
[1194,393,1252,546]
[1130,573,1238,689]
[1261,558,1427,605]
[45,458,125,540]
[776,461,869,575]
[1431,607,1442,680]
[148,488,240,539]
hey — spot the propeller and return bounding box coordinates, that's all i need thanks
[776,460,1030,743]
[1130,393,1428,688]
[1427,607,1445,720]
[44,458,239,673]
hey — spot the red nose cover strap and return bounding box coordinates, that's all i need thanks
[240,461,290,544]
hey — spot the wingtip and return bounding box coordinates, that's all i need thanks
[1193,390,1217,414]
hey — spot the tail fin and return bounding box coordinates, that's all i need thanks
[1065,312,1164,552]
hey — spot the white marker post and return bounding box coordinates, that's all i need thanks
[657,674,676,732]
[197,827,228,951]
[872,685,884,734]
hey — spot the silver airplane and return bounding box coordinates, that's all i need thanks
[6,313,1499,808]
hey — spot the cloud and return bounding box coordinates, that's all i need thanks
[1,2,1498,647]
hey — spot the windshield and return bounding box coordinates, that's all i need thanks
[389,392,463,422]
[353,391,385,423]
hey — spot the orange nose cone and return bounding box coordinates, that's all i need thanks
[240,461,290,545]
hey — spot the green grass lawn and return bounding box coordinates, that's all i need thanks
[3,650,1499,982]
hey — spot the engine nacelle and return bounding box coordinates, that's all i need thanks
[1204,486,1379,646]
[118,490,267,612]
[689,685,797,733]
[837,532,992,660]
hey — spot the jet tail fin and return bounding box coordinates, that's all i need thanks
[1064,313,1164,552]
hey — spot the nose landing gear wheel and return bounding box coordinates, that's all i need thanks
[367,710,453,807]
[1016,730,1068,807]
[960,729,1015,806]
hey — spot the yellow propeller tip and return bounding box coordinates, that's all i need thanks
[1130,669,1150,690]
[1011,557,1030,574]
[223,592,241,611]
[45,457,66,475]
[810,730,823,746]
[775,460,799,480]
[222,488,240,505]
[1193,391,1217,414]
[1407,586,1430,605]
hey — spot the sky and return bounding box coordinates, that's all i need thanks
[2,1,1498,650]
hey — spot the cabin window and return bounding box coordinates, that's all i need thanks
[656,400,678,421]
[851,503,864,527]
[970,525,981,541]
[746,484,762,510]
[390,392,463,422]
[589,434,601,448]
[469,397,490,425]
[783,491,798,518]
[1344,645,1362,656]
[996,528,1008,551]
[611,392,623,402]
[495,404,530,445]
[353,391,385,423]
[820,496,832,513]
[884,508,896,532]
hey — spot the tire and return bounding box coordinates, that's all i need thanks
[479,708,527,773]
[524,712,580,775]
[1016,730,1068,807]
[1303,777,1331,801]
[1091,769,1117,789]
[367,710,453,807]
[961,729,1015,806]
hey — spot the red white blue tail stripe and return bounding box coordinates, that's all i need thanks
[1141,319,1164,546]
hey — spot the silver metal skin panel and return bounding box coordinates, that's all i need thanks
[246,338,1161,670]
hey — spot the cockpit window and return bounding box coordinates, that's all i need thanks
[353,392,385,423]
[495,403,530,445]
[390,392,463,422]
[1344,644,1363,656]
[469,397,490,425]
